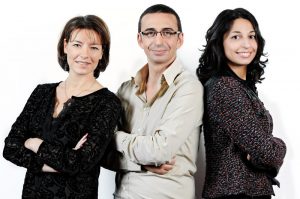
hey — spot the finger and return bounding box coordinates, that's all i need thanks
[144,166,168,175]
[161,164,173,171]
[79,134,88,141]
[168,158,176,165]
[158,170,168,175]
[76,134,88,145]
[247,154,251,160]
[73,139,86,150]
[80,137,87,143]
[155,168,168,175]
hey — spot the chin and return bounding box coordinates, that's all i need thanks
[152,56,171,63]
[235,59,253,66]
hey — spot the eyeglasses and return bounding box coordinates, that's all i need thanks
[140,30,181,39]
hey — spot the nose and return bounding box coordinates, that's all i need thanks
[80,46,89,58]
[242,38,251,48]
[153,32,164,45]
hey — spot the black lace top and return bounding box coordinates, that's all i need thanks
[3,83,122,199]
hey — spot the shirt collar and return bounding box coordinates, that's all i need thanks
[133,57,184,88]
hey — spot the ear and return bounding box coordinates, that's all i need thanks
[176,33,184,49]
[137,33,144,49]
[63,39,68,54]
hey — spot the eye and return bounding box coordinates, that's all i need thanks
[142,31,156,37]
[162,31,174,37]
[249,35,256,39]
[73,43,81,47]
[91,46,99,50]
[231,35,240,40]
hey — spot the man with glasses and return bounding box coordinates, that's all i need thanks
[108,4,203,199]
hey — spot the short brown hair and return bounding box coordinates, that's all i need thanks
[57,15,110,78]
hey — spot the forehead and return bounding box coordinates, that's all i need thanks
[229,18,254,33]
[140,13,178,30]
[69,29,101,43]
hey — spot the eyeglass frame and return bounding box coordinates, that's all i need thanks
[139,29,181,39]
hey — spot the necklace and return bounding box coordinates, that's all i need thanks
[64,79,96,107]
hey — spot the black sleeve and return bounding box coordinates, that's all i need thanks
[36,96,122,176]
[3,85,44,172]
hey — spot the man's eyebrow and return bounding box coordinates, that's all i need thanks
[142,28,156,32]
[142,27,176,32]
[161,28,176,31]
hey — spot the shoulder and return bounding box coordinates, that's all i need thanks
[118,79,134,91]
[116,79,135,99]
[102,88,121,103]
[174,69,203,95]
[34,82,59,92]
[29,82,58,98]
[98,88,122,109]
[205,75,243,94]
[205,76,253,108]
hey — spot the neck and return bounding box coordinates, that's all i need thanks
[229,65,247,80]
[147,57,175,85]
[66,74,96,89]
[64,74,97,98]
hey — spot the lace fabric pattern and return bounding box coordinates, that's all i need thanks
[3,83,122,199]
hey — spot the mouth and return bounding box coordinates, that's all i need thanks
[151,49,168,55]
[236,52,252,58]
[75,61,91,65]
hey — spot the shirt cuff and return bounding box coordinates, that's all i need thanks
[115,130,130,152]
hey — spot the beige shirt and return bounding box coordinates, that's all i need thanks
[114,58,204,199]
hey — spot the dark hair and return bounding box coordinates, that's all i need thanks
[138,4,182,32]
[57,15,110,78]
[196,8,267,85]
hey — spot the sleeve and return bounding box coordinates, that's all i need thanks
[115,80,204,166]
[100,138,142,172]
[209,79,286,177]
[100,84,142,172]
[3,85,44,173]
[36,97,121,176]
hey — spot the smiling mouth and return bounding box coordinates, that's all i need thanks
[237,52,251,58]
[75,61,91,65]
[152,49,168,54]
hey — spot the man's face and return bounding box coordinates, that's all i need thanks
[138,13,183,66]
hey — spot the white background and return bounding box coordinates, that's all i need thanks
[0,0,298,198]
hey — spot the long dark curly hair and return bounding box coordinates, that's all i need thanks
[196,8,267,85]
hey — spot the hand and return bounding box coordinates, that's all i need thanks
[143,157,176,175]
[247,154,251,160]
[24,138,43,153]
[42,164,58,173]
[73,133,88,150]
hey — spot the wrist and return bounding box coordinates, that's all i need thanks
[24,138,33,150]
[24,138,43,153]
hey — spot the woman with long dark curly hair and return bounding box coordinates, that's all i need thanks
[196,8,286,199]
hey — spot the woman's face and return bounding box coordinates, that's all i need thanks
[64,29,103,77]
[223,18,257,70]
